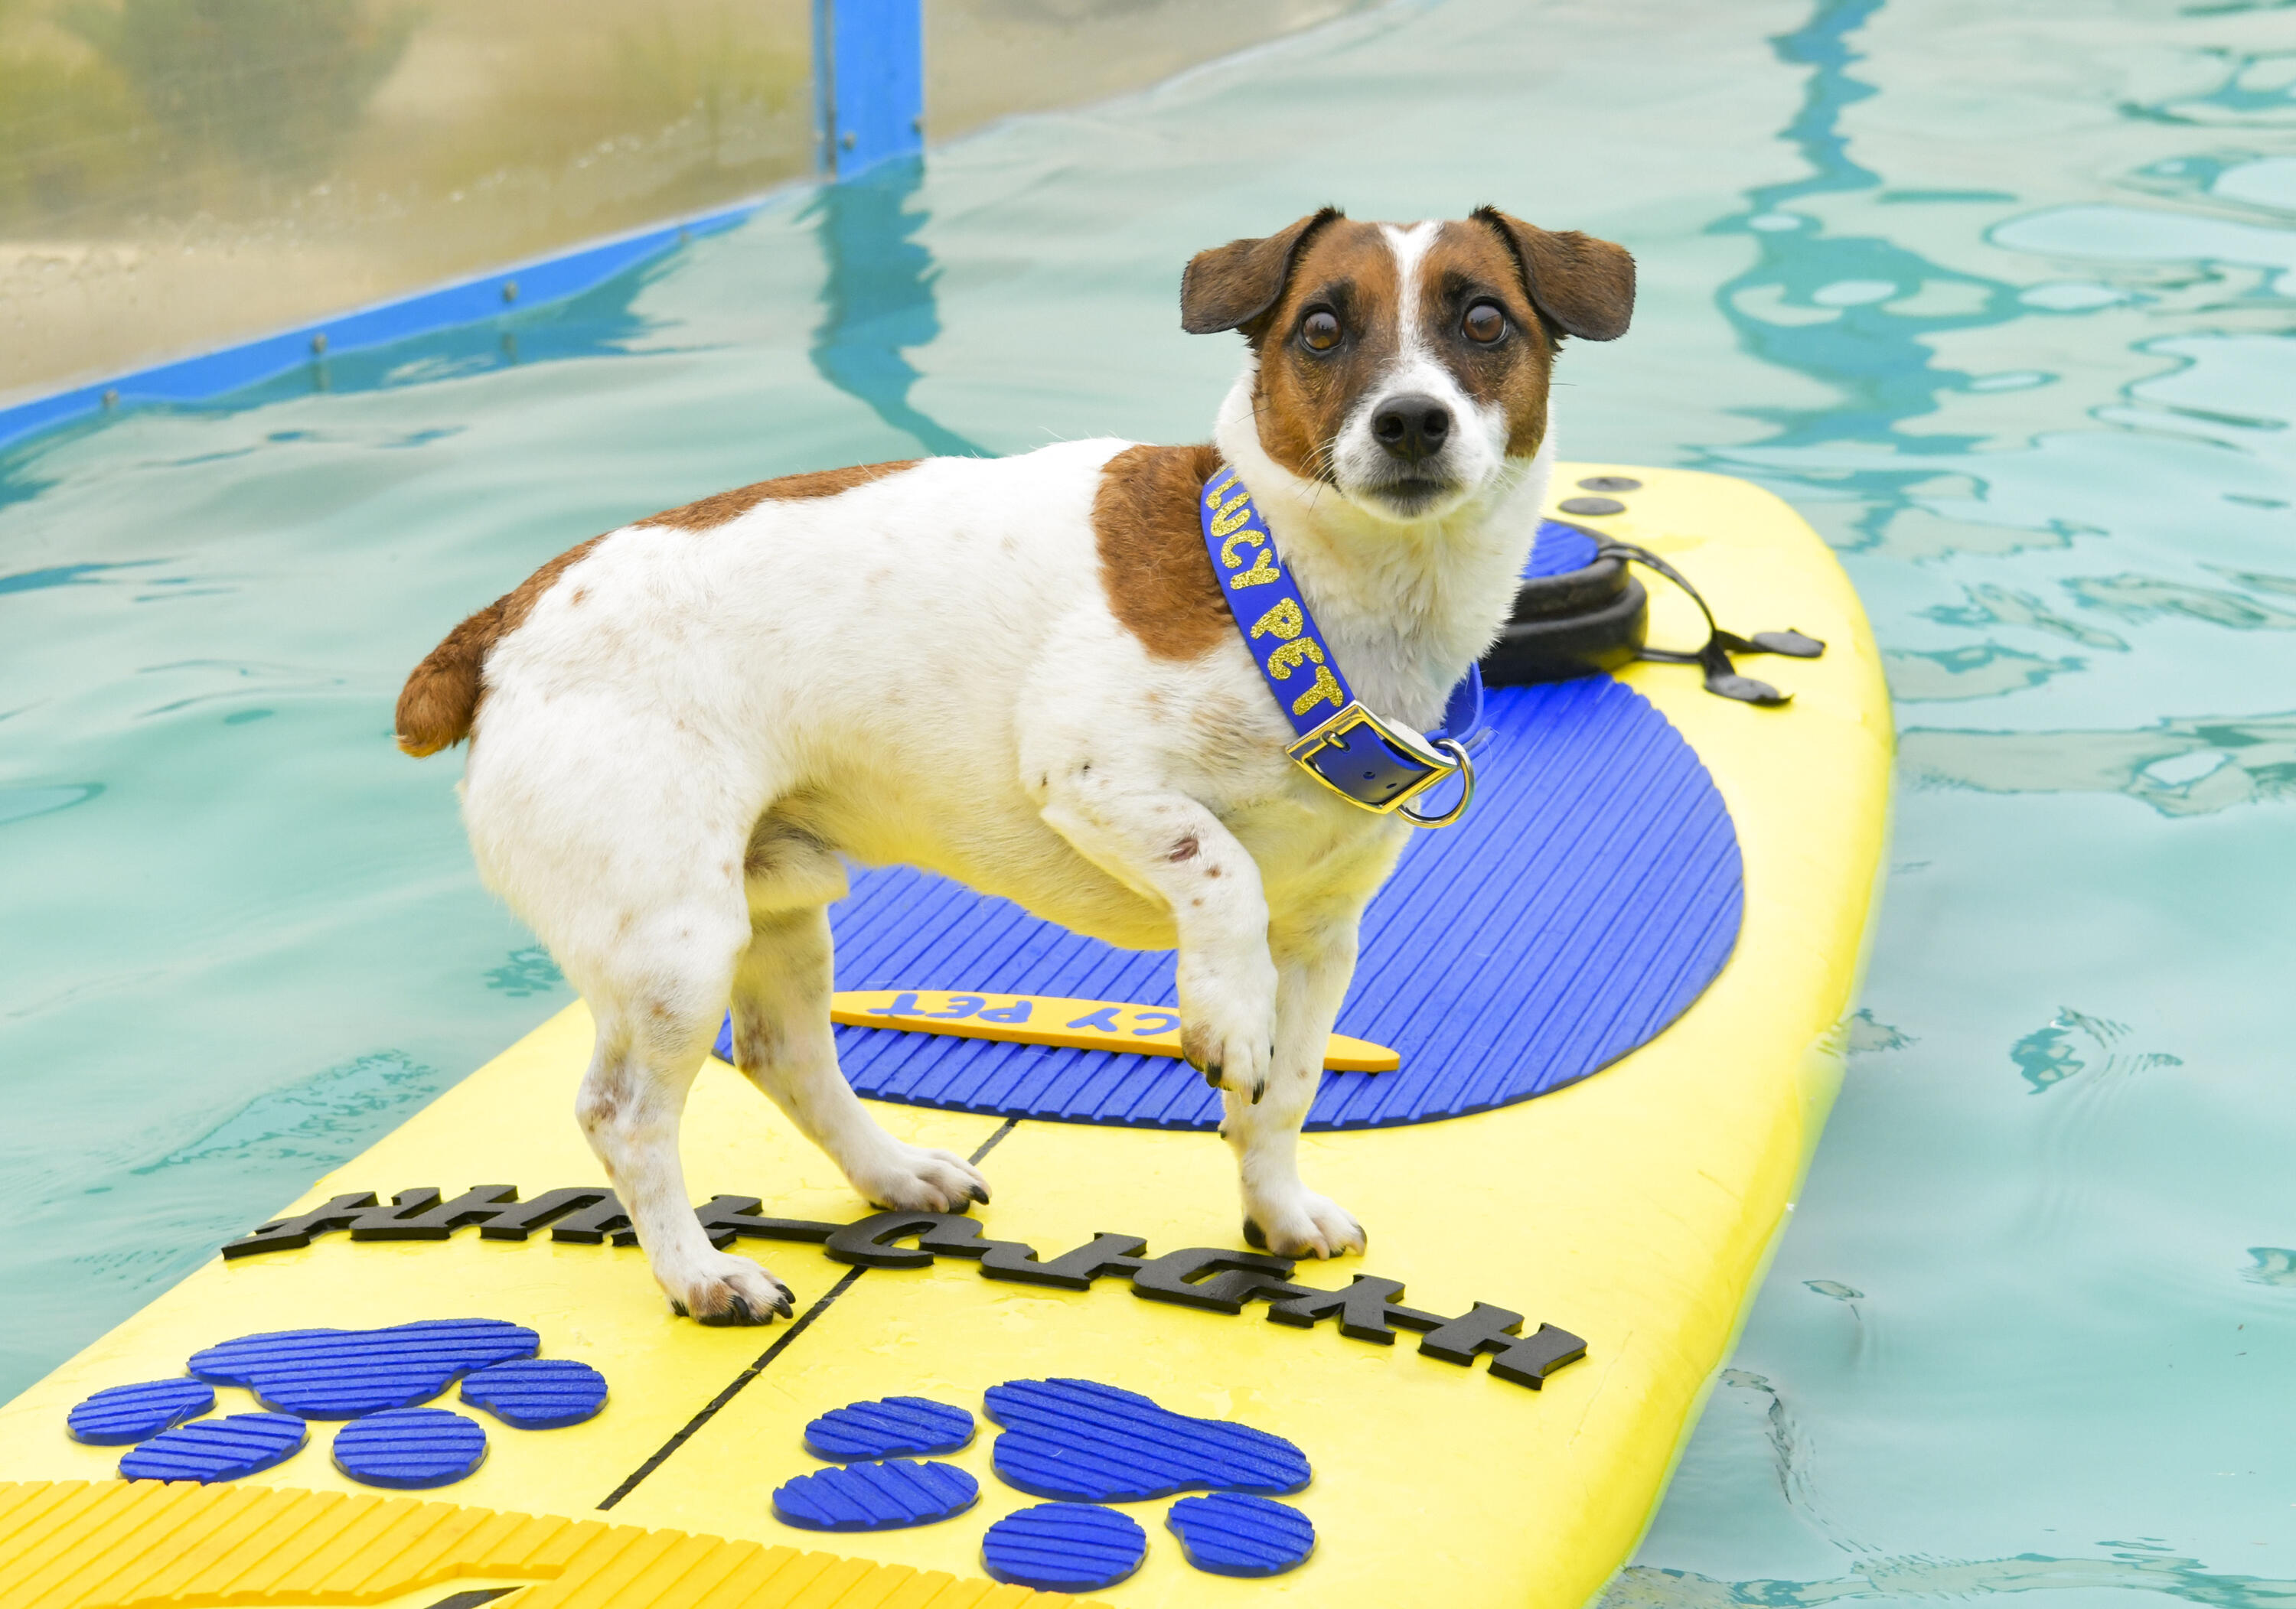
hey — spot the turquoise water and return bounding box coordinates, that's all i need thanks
[5,0,2295,1595]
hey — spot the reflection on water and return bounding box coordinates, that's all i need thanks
[2241,1249,2296,1289]
[1882,643,2085,701]
[2126,44,2296,127]
[1700,0,2024,505]
[1844,1009,1915,1055]
[1921,584,2128,650]
[0,559,161,595]
[483,946,566,999]
[2,152,988,464]
[1609,1553,2296,1609]
[1901,708,2296,816]
[2060,574,2296,630]
[807,158,982,457]
[2008,1009,2182,1096]
[132,1049,440,1174]
[0,783,101,826]
[0,241,685,514]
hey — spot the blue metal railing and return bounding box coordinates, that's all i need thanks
[814,0,925,180]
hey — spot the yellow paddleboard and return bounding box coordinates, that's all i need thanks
[0,465,1891,1609]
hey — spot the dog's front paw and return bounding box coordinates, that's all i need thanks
[662,1249,796,1326]
[1244,1188,1367,1260]
[848,1141,991,1214]
[1176,957,1278,1103]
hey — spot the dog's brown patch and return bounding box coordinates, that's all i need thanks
[393,533,607,756]
[1093,442,1231,661]
[1180,207,1343,336]
[1247,220,1405,485]
[1420,220,1560,458]
[1471,207,1636,344]
[640,460,921,533]
[396,460,919,757]
[394,596,517,757]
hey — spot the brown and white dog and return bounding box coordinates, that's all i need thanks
[396,208,1633,1324]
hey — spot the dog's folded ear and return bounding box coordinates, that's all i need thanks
[1471,208,1636,342]
[1180,207,1345,337]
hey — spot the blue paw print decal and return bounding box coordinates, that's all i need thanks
[332,1408,491,1489]
[458,1357,608,1429]
[70,1317,603,1489]
[188,1317,539,1417]
[984,1503,1147,1593]
[983,1377,1309,1501]
[1166,1492,1318,1577]
[775,1383,1317,1589]
[804,1394,975,1460]
[66,1379,216,1445]
[119,1412,308,1482]
[773,1459,980,1530]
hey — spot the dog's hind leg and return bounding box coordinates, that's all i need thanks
[573,903,797,1325]
[729,902,990,1215]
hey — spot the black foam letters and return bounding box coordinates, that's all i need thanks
[1489,1324,1589,1388]
[216,1185,1586,1390]
[1410,1302,1589,1387]
[1265,1274,1446,1344]
[823,1210,960,1269]
[1130,1247,1304,1314]
[692,1195,840,1249]
[349,1186,520,1242]
[221,1192,380,1259]
[979,1232,1147,1289]
[474,1187,618,1241]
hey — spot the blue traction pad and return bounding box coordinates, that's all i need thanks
[713,673,1741,1131]
[804,1396,975,1461]
[1524,519,1602,577]
[458,1358,608,1429]
[1166,1493,1318,1577]
[118,1412,307,1483]
[188,1317,539,1418]
[331,1408,490,1489]
[771,1459,980,1530]
[67,1379,217,1445]
[981,1503,1148,1594]
[984,1378,1309,1502]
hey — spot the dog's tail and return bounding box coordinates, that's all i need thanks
[396,599,507,757]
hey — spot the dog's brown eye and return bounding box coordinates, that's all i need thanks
[1464,301,1507,344]
[1300,310,1341,351]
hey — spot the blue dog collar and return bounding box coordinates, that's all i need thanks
[1199,466,1477,827]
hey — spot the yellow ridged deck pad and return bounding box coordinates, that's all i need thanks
[0,1480,1106,1609]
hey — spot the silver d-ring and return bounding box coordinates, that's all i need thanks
[1398,740,1475,829]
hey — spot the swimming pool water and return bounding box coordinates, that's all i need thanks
[4,0,2293,1598]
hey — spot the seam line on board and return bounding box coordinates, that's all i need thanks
[969,1115,1021,1166]
[593,1116,1023,1509]
[596,1265,865,1509]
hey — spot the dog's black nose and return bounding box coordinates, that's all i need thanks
[1371,393,1452,461]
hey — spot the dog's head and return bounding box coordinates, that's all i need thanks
[1183,208,1633,523]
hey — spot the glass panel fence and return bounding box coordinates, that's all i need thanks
[0,0,1362,402]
